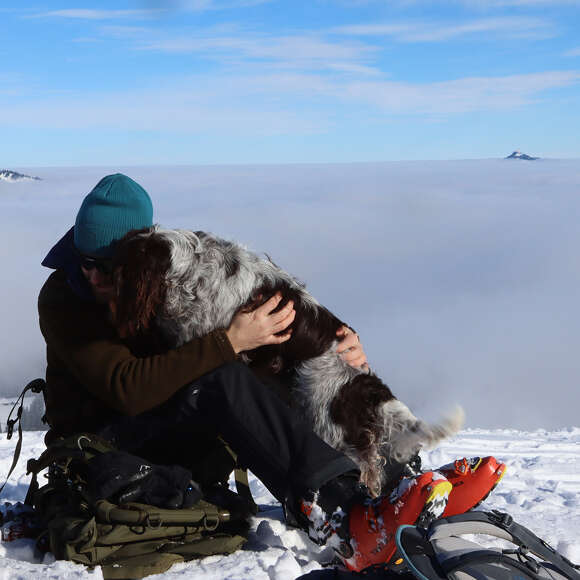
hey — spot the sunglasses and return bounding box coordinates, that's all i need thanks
[78,253,114,275]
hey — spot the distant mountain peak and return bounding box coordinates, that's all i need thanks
[0,169,41,182]
[505,150,539,161]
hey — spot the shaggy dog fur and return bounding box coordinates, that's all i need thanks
[110,226,464,496]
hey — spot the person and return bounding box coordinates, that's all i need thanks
[38,173,503,572]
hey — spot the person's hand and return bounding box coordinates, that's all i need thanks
[336,326,369,371]
[226,293,296,354]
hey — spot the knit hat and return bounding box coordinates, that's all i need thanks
[74,174,153,258]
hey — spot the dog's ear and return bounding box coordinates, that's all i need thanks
[111,229,172,338]
[330,374,394,447]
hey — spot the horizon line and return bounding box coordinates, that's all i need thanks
[4,155,580,172]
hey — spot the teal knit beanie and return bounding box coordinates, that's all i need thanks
[74,173,153,258]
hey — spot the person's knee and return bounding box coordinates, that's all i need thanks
[215,360,252,379]
[184,361,258,405]
[205,361,257,393]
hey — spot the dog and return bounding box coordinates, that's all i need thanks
[110,226,464,496]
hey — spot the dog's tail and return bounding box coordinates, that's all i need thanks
[383,401,465,463]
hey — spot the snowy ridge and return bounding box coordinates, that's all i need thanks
[0,170,41,182]
[0,428,578,579]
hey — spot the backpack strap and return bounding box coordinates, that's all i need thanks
[0,378,46,499]
[219,437,258,515]
[426,511,580,580]
[440,548,547,579]
[24,432,117,505]
[427,512,514,542]
[27,433,116,476]
[94,499,230,528]
[395,525,447,580]
[233,467,258,515]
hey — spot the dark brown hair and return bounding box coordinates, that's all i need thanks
[110,228,172,338]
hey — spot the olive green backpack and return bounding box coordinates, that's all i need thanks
[26,433,252,579]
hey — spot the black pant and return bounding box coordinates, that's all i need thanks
[99,362,358,513]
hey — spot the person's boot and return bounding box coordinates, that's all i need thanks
[439,456,506,517]
[300,471,452,572]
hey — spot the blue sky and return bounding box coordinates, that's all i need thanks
[1,0,579,165]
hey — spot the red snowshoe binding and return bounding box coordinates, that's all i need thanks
[344,471,452,571]
[439,456,506,517]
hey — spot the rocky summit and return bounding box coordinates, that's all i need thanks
[0,169,41,182]
[505,150,539,161]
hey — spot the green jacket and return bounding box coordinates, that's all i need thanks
[38,269,236,444]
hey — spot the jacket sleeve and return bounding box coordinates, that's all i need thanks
[38,271,236,416]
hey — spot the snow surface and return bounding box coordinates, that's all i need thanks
[1,428,578,579]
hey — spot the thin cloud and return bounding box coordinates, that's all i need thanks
[334,16,555,42]
[141,0,272,11]
[462,0,580,6]
[137,33,378,68]
[178,0,215,9]
[564,47,580,57]
[100,25,154,39]
[333,0,579,6]
[341,70,580,113]
[0,69,577,133]
[32,9,162,20]
[0,78,330,134]
[71,37,102,43]
[326,62,383,76]
[201,0,273,7]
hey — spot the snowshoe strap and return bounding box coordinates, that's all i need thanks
[0,379,46,499]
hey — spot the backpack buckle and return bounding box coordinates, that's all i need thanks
[145,514,162,529]
[203,514,220,532]
[490,510,513,528]
[29,379,46,394]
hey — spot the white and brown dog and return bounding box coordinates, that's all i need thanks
[110,226,464,496]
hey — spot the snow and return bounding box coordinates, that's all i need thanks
[1,428,578,578]
[0,399,17,432]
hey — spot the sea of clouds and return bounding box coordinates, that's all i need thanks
[1,159,579,429]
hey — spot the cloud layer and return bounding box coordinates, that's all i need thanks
[2,160,579,430]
